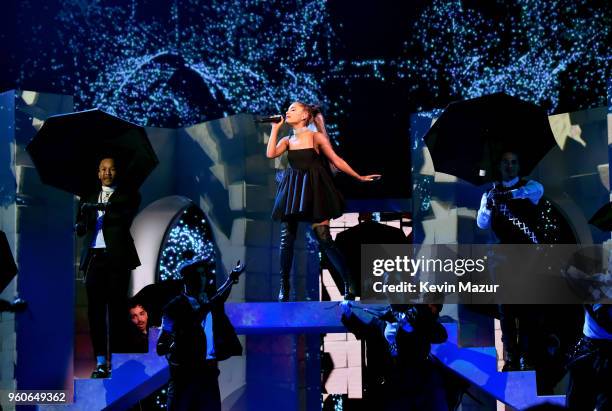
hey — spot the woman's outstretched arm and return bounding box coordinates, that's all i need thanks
[314,132,381,181]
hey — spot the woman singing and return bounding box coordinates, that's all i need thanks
[266,102,380,301]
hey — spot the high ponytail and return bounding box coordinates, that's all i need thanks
[311,106,327,135]
[295,102,338,175]
[295,102,326,134]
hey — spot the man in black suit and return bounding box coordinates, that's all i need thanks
[157,260,244,411]
[341,303,450,410]
[75,157,141,378]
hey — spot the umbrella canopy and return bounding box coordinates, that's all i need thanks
[589,202,612,232]
[131,280,184,327]
[0,231,17,294]
[423,93,556,185]
[26,109,158,196]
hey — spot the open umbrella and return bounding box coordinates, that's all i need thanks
[26,109,158,196]
[589,203,612,231]
[131,280,184,327]
[0,231,17,294]
[423,93,556,185]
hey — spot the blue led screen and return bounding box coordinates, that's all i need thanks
[4,0,610,198]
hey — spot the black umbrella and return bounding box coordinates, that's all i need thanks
[26,109,158,196]
[589,203,612,231]
[335,220,409,297]
[131,280,184,327]
[423,92,556,185]
[0,230,17,294]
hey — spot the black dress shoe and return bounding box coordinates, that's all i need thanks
[91,363,111,379]
[278,277,290,302]
[520,356,535,371]
[343,283,356,301]
[501,359,520,372]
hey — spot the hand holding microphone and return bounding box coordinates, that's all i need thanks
[254,115,284,124]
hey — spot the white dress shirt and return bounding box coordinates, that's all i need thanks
[91,186,115,248]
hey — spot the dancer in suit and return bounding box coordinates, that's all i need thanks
[75,157,141,378]
[476,151,545,371]
[157,260,244,411]
[341,302,450,410]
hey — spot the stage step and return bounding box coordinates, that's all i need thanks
[433,323,565,410]
[39,302,566,410]
[39,327,168,411]
[38,302,346,410]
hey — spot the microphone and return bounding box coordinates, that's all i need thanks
[254,115,283,124]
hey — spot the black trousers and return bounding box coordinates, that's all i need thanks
[167,366,221,411]
[566,337,612,410]
[369,360,448,411]
[499,304,538,358]
[85,249,131,357]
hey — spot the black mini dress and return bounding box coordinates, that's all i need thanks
[271,148,344,223]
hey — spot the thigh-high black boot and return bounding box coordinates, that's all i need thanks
[278,220,297,302]
[313,225,355,300]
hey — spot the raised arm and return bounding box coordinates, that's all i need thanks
[210,261,245,305]
[266,118,289,159]
[314,132,380,182]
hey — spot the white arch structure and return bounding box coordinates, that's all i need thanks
[129,195,193,296]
